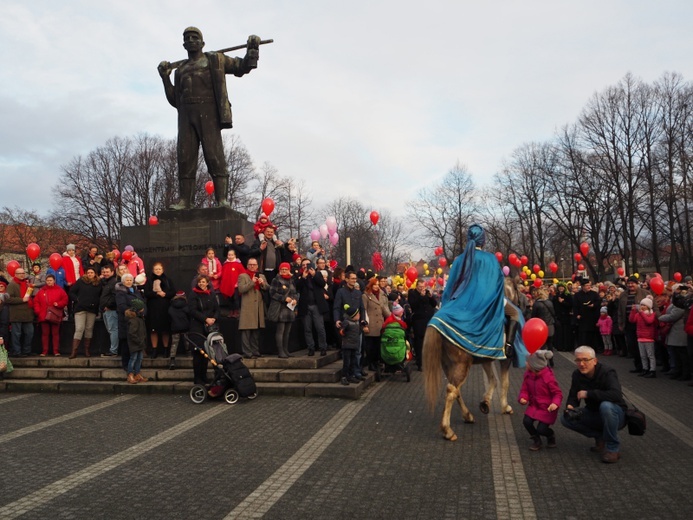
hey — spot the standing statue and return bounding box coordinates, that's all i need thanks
[158,27,264,209]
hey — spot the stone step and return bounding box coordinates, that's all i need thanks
[0,374,373,399]
[0,349,366,398]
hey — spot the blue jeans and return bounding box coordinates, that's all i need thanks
[102,310,119,354]
[11,322,34,355]
[561,401,626,453]
[127,351,143,375]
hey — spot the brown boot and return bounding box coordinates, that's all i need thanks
[83,338,91,358]
[529,436,542,451]
[590,439,605,453]
[135,373,148,383]
[69,339,80,359]
[127,373,137,384]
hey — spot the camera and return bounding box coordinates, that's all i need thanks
[564,408,583,422]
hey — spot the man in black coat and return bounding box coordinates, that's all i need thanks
[572,279,601,351]
[296,260,329,356]
[561,346,627,463]
[408,280,437,371]
[99,265,119,356]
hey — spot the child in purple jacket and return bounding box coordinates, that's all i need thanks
[518,350,563,451]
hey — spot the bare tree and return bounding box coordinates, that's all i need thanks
[407,162,477,264]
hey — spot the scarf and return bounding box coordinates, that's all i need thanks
[12,276,29,298]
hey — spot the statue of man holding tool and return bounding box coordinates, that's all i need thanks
[158,27,272,209]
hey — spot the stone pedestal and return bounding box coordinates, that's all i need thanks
[121,207,254,293]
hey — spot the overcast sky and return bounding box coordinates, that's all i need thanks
[2,0,693,227]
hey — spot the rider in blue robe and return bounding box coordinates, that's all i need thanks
[428,224,526,365]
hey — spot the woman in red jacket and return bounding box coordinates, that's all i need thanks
[32,274,69,356]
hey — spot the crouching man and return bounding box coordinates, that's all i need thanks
[561,346,627,463]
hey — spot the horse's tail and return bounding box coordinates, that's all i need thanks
[423,326,443,411]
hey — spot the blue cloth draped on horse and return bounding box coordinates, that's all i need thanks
[428,225,528,367]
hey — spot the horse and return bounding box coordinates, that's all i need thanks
[423,278,521,441]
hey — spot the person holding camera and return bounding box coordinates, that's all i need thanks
[561,346,627,463]
[296,260,329,356]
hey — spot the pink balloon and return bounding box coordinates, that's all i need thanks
[310,229,321,242]
[329,232,339,246]
[502,266,510,276]
[319,224,328,239]
[326,217,337,235]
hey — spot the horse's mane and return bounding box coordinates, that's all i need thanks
[504,278,519,305]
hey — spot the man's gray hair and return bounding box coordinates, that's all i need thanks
[575,345,596,359]
[121,273,134,282]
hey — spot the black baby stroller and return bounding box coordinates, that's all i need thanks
[187,331,258,404]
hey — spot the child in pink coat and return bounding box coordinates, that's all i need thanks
[518,350,563,451]
[628,296,658,377]
[597,307,614,355]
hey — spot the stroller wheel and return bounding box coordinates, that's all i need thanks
[224,388,239,404]
[405,364,411,382]
[190,384,207,404]
[375,364,381,382]
[247,392,258,400]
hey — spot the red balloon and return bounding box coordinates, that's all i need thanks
[650,277,664,296]
[617,267,625,277]
[112,249,120,261]
[508,253,518,266]
[434,246,443,256]
[6,260,20,277]
[674,272,682,282]
[654,272,662,279]
[578,263,585,271]
[370,211,380,226]
[548,261,558,274]
[438,277,444,285]
[522,318,549,354]
[495,252,503,263]
[122,250,133,262]
[26,242,40,261]
[533,278,543,288]
[405,266,418,283]
[428,278,435,287]
[580,242,590,257]
[205,181,214,195]
[49,253,62,271]
[329,260,338,269]
[261,197,275,216]
[438,257,448,268]
[148,216,159,226]
[520,255,528,266]
[519,272,527,280]
[574,253,582,262]
[532,264,540,274]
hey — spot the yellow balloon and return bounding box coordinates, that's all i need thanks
[437,268,443,274]
[530,273,536,280]
[423,263,429,270]
[425,270,430,276]
[553,278,559,284]
[410,282,417,289]
[538,270,544,278]
[634,273,639,279]
[524,281,529,286]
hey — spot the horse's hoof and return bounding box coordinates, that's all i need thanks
[445,433,458,442]
[502,406,514,415]
[479,401,490,414]
[464,416,475,424]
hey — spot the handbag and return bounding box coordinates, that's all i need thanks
[623,393,647,436]
[45,305,64,325]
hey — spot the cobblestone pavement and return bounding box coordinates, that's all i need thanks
[1,352,692,519]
